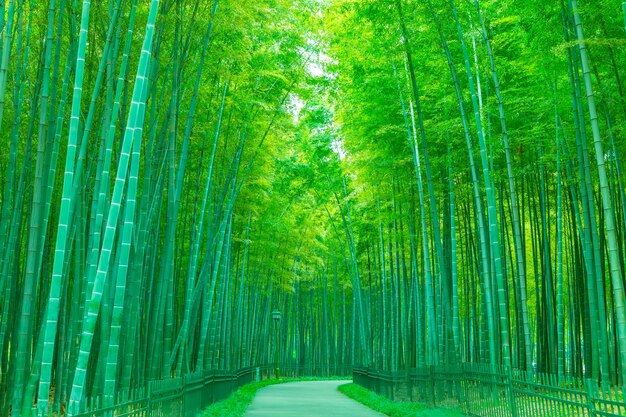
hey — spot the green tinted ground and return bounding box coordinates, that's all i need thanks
[338,383,464,417]
[199,379,281,417]
[243,380,384,416]
[199,379,463,417]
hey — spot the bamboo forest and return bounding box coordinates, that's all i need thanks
[1,0,626,416]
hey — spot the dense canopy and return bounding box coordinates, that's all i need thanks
[0,0,625,415]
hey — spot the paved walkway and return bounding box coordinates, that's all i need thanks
[243,380,385,417]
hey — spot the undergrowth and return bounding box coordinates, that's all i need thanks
[338,383,464,417]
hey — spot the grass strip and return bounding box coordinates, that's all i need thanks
[198,379,279,417]
[338,383,464,417]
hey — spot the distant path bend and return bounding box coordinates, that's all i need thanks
[243,380,385,417]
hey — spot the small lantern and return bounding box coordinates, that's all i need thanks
[272,310,282,322]
[272,310,282,379]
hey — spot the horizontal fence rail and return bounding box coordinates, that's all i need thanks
[70,366,263,417]
[61,363,348,417]
[353,364,626,417]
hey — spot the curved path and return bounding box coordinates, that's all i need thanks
[243,380,385,417]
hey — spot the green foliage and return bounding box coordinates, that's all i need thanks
[338,383,463,417]
[199,379,281,417]
[2,0,626,414]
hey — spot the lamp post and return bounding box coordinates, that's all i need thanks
[272,310,281,379]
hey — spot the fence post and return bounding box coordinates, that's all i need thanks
[506,366,518,417]
[463,363,470,415]
[430,365,436,408]
[181,374,186,417]
[584,379,597,417]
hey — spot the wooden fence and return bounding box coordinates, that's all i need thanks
[53,362,351,417]
[353,364,626,417]
[68,366,260,417]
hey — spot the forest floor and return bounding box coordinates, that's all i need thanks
[240,380,463,417]
[338,382,465,417]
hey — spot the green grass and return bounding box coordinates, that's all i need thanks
[198,376,352,417]
[338,383,464,417]
[198,379,279,417]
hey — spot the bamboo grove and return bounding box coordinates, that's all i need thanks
[1,0,626,416]
[324,0,626,387]
[0,0,336,415]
